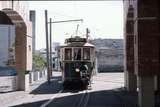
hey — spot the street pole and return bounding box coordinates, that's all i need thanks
[49,18,53,77]
[11,0,14,10]
[45,10,51,83]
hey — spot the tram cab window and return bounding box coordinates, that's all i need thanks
[83,48,90,60]
[65,48,72,60]
[74,48,81,60]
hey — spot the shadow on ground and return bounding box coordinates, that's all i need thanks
[30,75,86,94]
[11,88,141,107]
[30,76,62,94]
[12,74,160,107]
[11,87,160,107]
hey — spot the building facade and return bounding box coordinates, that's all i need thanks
[0,1,29,22]
[123,0,160,107]
[0,1,32,91]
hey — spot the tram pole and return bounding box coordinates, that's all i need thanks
[45,10,51,84]
[49,18,53,77]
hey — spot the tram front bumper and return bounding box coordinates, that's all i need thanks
[64,77,88,82]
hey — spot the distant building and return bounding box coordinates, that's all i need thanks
[52,42,60,71]
[91,39,124,72]
[38,42,60,71]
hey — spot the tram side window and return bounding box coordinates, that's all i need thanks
[65,48,72,60]
[83,48,90,60]
[74,48,81,60]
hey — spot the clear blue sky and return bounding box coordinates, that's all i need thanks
[28,1,123,50]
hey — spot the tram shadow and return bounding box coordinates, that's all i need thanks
[62,81,90,93]
[30,76,63,94]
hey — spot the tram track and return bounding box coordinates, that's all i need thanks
[37,73,126,107]
[77,90,90,107]
[40,89,90,107]
[83,91,90,107]
[40,89,63,107]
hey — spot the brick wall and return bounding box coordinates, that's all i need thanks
[125,5,135,73]
[124,0,160,76]
[133,0,160,76]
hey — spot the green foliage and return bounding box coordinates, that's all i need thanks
[33,53,46,70]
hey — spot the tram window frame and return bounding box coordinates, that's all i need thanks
[83,48,90,60]
[74,48,81,60]
[64,48,72,60]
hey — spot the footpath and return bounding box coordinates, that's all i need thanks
[0,72,62,107]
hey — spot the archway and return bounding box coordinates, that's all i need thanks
[0,8,31,91]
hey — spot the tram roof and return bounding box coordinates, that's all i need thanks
[60,42,95,48]
[60,36,95,48]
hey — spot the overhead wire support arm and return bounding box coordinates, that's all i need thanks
[47,19,83,24]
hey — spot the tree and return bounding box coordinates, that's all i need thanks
[33,53,46,71]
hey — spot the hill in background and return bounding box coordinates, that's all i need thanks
[90,38,124,72]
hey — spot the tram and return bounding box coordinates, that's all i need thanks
[59,35,95,89]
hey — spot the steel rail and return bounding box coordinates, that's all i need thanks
[76,90,90,107]
[83,90,90,107]
[40,89,63,107]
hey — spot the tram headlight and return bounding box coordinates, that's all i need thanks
[75,68,80,72]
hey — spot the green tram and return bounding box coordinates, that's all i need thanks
[60,36,95,89]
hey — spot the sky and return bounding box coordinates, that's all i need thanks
[28,1,123,50]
